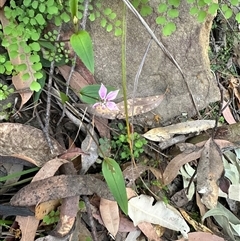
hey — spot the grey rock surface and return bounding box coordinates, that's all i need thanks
[89,0,220,124]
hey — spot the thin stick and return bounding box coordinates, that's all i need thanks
[44,25,62,153]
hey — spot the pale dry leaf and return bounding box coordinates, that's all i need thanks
[16,216,39,241]
[87,94,165,119]
[177,232,225,241]
[0,123,65,167]
[197,138,224,209]
[0,0,7,7]
[100,198,119,237]
[143,120,216,142]
[125,230,141,241]
[0,10,35,109]
[128,194,190,237]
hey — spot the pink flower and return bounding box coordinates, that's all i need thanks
[93,83,119,111]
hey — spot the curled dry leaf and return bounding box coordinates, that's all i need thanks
[143,120,216,142]
[128,194,190,238]
[197,138,224,209]
[163,139,235,186]
[0,123,65,167]
[10,175,113,206]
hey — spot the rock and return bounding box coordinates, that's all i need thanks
[88,0,220,124]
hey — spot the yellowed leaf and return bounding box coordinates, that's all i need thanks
[35,200,60,220]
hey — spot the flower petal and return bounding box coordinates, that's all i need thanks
[99,83,107,100]
[92,102,101,108]
[106,89,119,101]
[106,101,119,111]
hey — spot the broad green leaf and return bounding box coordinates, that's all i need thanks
[189,6,199,15]
[70,30,94,73]
[102,158,128,215]
[69,0,78,19]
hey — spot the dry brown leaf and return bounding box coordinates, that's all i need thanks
[163,139,234,186]
[222,100,236,124]
[177,232,225,241]
[138,222,163,241]
[197,138,224,209]
[163,144,204,185]
[58,65,90,94]
[100,198,119,238]
[0,123,65,167]
[0,10,35,109]
[11,175,113,206]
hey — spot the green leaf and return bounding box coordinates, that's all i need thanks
[106,24,113,32]
[70,30,94,73]
[140,5,152,16]
[197,10,207,22]
[59,91,69,104]
[102,158,128,215]
[70,0,78,19]
[231,0,239,6]
[162,22,176,36]
[168,0,180,7]
[104,8,112,15]
[208,3,219,15]
[156,16,167,25]
[224,8,233,19]
[236,13,240,23]
[115,28,122,36]
[30,81,41,92]
[79,84,116,104]
[101,18,107,27]
[35,13,46,25]
[167,8,179,18]
[158,3,168,13]
[33,71,46,102]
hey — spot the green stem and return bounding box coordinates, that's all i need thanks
[121,3,133,157]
